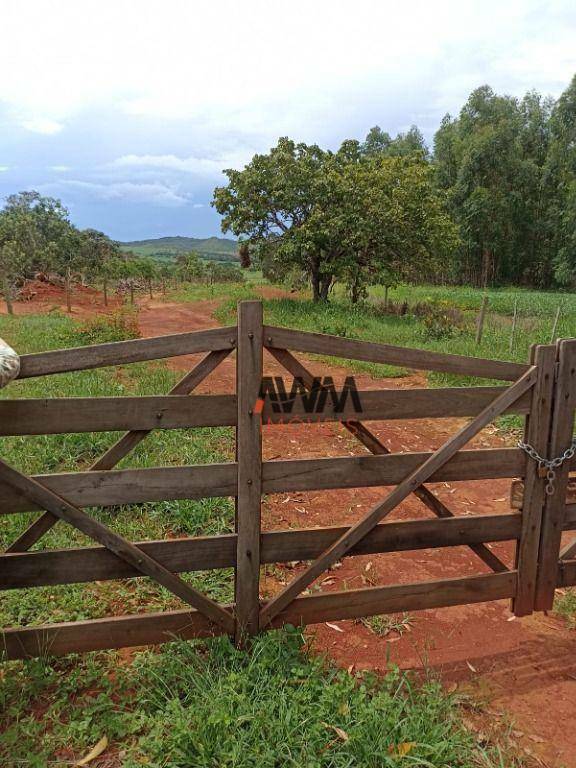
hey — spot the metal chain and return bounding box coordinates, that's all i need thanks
[518,438,576,495]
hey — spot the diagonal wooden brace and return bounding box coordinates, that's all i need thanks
[6,349,230,554]
[560,538,576,561]
[260,366,537,627]
[0,456,234,632]
[267,347,509,574]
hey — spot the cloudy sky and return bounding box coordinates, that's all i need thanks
[0,0,574,241]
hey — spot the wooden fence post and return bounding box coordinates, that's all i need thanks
[535,339,576,611]
[235,301,263,643]
[513,344,556,616]
[475,295,489,345]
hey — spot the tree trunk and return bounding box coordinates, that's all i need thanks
[350,274,361,304]
[162,279,166,295]
[148,278,153,299]
[103,279,108,307]
[130,282,135,305]
[3,278,14,316]
[319,275,331,301]
[65,268,72,313]
[384,284,389,310]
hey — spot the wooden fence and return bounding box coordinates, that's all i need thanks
[1,301,575,659]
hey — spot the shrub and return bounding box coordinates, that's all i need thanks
[73,309,140,345]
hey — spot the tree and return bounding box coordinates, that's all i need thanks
[238,241,251,269]
[0,240,28,314]
[213,137,334,301]
[176,250,204,282]
[543,75,576,286]
[319,152,458,302]
[80,228,121,305]
[1,191,72,275]
[433,84,560,287]
[214,137,456,301]
[53,227,84,312]
[137,257,159,299]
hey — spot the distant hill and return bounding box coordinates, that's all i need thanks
[120,236,238,263]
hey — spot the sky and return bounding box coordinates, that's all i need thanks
[0,0,575,242]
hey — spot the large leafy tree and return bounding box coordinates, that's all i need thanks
[213,137,455,301]
[213,138,333,300]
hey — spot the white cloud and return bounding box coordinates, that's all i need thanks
[21,118,64,135]
[192,203,204,209]
[50,165,71,172]
[111,151,251,178]
[0,166,8,172]
[54,179,189,206]
[0,0,573,140]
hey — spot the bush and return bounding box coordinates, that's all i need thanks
[72,309,140,345]
[420,301,465,340]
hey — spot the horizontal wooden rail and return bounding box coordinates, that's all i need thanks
[261,386,531,422]
[0,395,237,435]
[264,325,529,382]
[0,571,516,659]
[0,513,520,590]
[17,326,237,379]
[0,386,531,436]
[0,448,525,515]
[559,559,576,587]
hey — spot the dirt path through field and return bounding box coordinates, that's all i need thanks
[138,292,576,768]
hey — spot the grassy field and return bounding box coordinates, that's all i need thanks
[0,309,527,767]
[366,283,576,319]
[213,286,574,387]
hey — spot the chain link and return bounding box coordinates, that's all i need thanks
[518,438,576,495]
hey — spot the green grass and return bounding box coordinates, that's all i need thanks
[366,283,576,319]
[167,280,258,305]
[0,310,527,767]
[216,291,573,391]
[554,589,576,629]
[1,630,523,767]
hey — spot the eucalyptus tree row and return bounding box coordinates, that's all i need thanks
[214,74,576,296]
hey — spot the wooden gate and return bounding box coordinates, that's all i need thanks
[0,302,573,659]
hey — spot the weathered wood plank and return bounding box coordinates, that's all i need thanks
[0,387,530,436]
[558,559,576,587]
[0,513,521,590]
[17,326,237,378]
[0,572,516,659]
[264,325,529,381]
[235,301,263,641]
[0,448,525,516]
[260,367,536,627]
[535,340,576,610]
[6,349,231,554]
[0,394,237,435]
[260,386,531,421]
[0,457,234,632]
[513,345,556,616]
[0,464,237,514]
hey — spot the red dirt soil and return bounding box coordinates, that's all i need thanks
[8,284,576,767]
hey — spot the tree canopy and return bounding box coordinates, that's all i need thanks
[213,138,457,301]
